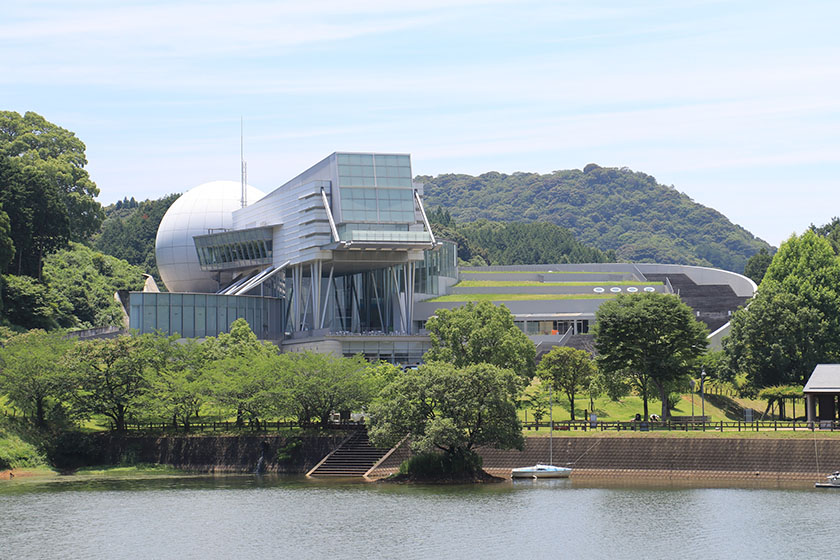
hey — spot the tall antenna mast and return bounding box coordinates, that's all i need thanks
[240,116,248,208]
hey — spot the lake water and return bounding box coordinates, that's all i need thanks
[1,475,837,559]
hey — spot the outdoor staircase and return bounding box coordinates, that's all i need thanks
[643,273,750,331]
[307,428,391,477]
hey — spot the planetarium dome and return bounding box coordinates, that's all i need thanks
[155,181,266,293]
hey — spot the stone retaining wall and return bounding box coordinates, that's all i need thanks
[369,436,840,479]
[95,434,347,473]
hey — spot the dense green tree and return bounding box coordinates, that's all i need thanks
[0,204,13,274]
[0,273,69,330]
[810,217,840,255]
[424,301,536,379]
[68,334,163,431]
[203,319,279,424]
[0,111,103,277]
[42,242,145,327]
[276,352,380,427]
[594,293,708,419]
[204,352,279,425]
[0,329,74,426]
[537,346,596,421]
[744,248,773,284]
[725,231,840,388]
[94,193,180,285]
[429,215,613,267]
[147,337,208,431]
[519,379,550,424]
[420,166,770,271]
[368,362,524,461]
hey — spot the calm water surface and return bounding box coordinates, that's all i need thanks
[1,474,836,559]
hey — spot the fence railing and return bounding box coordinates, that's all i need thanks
[522,419,840,432]
[117,420,366,433]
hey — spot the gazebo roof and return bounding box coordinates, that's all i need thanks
[803,364,840,393]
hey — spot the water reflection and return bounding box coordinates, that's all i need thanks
[1,474,837,559]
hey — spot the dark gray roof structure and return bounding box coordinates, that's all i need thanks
[803,364,840,393]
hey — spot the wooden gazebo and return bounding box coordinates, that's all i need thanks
[804,364,840,424]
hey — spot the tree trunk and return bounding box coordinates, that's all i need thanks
[35,397,45,427]
[657,382,669,420]
[567,390,575,421]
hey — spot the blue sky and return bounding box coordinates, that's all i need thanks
[3,0,839,247]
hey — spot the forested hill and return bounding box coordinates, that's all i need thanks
[419,165,771,272]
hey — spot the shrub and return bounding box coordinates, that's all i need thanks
[398,450,483,479]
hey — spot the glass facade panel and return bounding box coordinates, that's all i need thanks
[129,292,282,341]
[194,227,273,271]
[415,240,458,294]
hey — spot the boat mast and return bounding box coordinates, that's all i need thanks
[549,383,553,465]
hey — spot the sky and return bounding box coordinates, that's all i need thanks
[3,0,839,247]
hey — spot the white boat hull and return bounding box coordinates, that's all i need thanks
[511,464,572,479]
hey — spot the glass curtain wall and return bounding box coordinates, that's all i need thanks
[337,154,415,227]
[129,293,284,339]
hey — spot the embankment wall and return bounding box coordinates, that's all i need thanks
[371,436,840,480]
[91,433,348,473]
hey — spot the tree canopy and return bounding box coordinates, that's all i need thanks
[724,231,840,388]
[94,193,180,286]
[594,293,708,419]
[743,248,773,284]
[424,301,536,379]
[420,166,770,272]
[368,362,524,459]
[1,243,145,330]
[536,346,596,421]
[0,329,73,426]
[429,211,615,266]
[0,111,103,277]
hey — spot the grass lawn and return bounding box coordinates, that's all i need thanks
[456,280,663,287]
[427,293,617,302]
[461,270,621,275]
[520,394,729,423]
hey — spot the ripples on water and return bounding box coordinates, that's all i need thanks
[1,475,837,560]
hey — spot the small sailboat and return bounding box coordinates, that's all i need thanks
[511,382,572,479]
[815,471,840,488]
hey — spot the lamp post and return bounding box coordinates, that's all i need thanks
[690,378,696,419]
[701,368,706,431]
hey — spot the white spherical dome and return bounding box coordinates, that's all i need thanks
[156,181,266,293]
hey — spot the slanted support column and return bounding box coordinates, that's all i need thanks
[291,265,301,333]
[392,265,406,333]
[320,265,334,330]
[405,262,416,334]
[310,260,322,332]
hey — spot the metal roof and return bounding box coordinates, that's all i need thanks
[803,364,840,393]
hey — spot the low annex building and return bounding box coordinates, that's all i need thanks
[129,152,757,364]
[804,364,840,424]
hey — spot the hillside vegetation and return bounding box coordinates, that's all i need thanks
[420,165,771,272]
[93,194,179,287]
[429,209,615,266]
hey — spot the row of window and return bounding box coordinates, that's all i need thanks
[338,165,412,179]
[339,176,413,188]
[129,293,283,340]
[336,153,410,167]
[196,239,273,269]
[340,187,416,224]
[513,319,591,336]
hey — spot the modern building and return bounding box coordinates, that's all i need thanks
[804,364,840,424]
[129,152,756,363]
